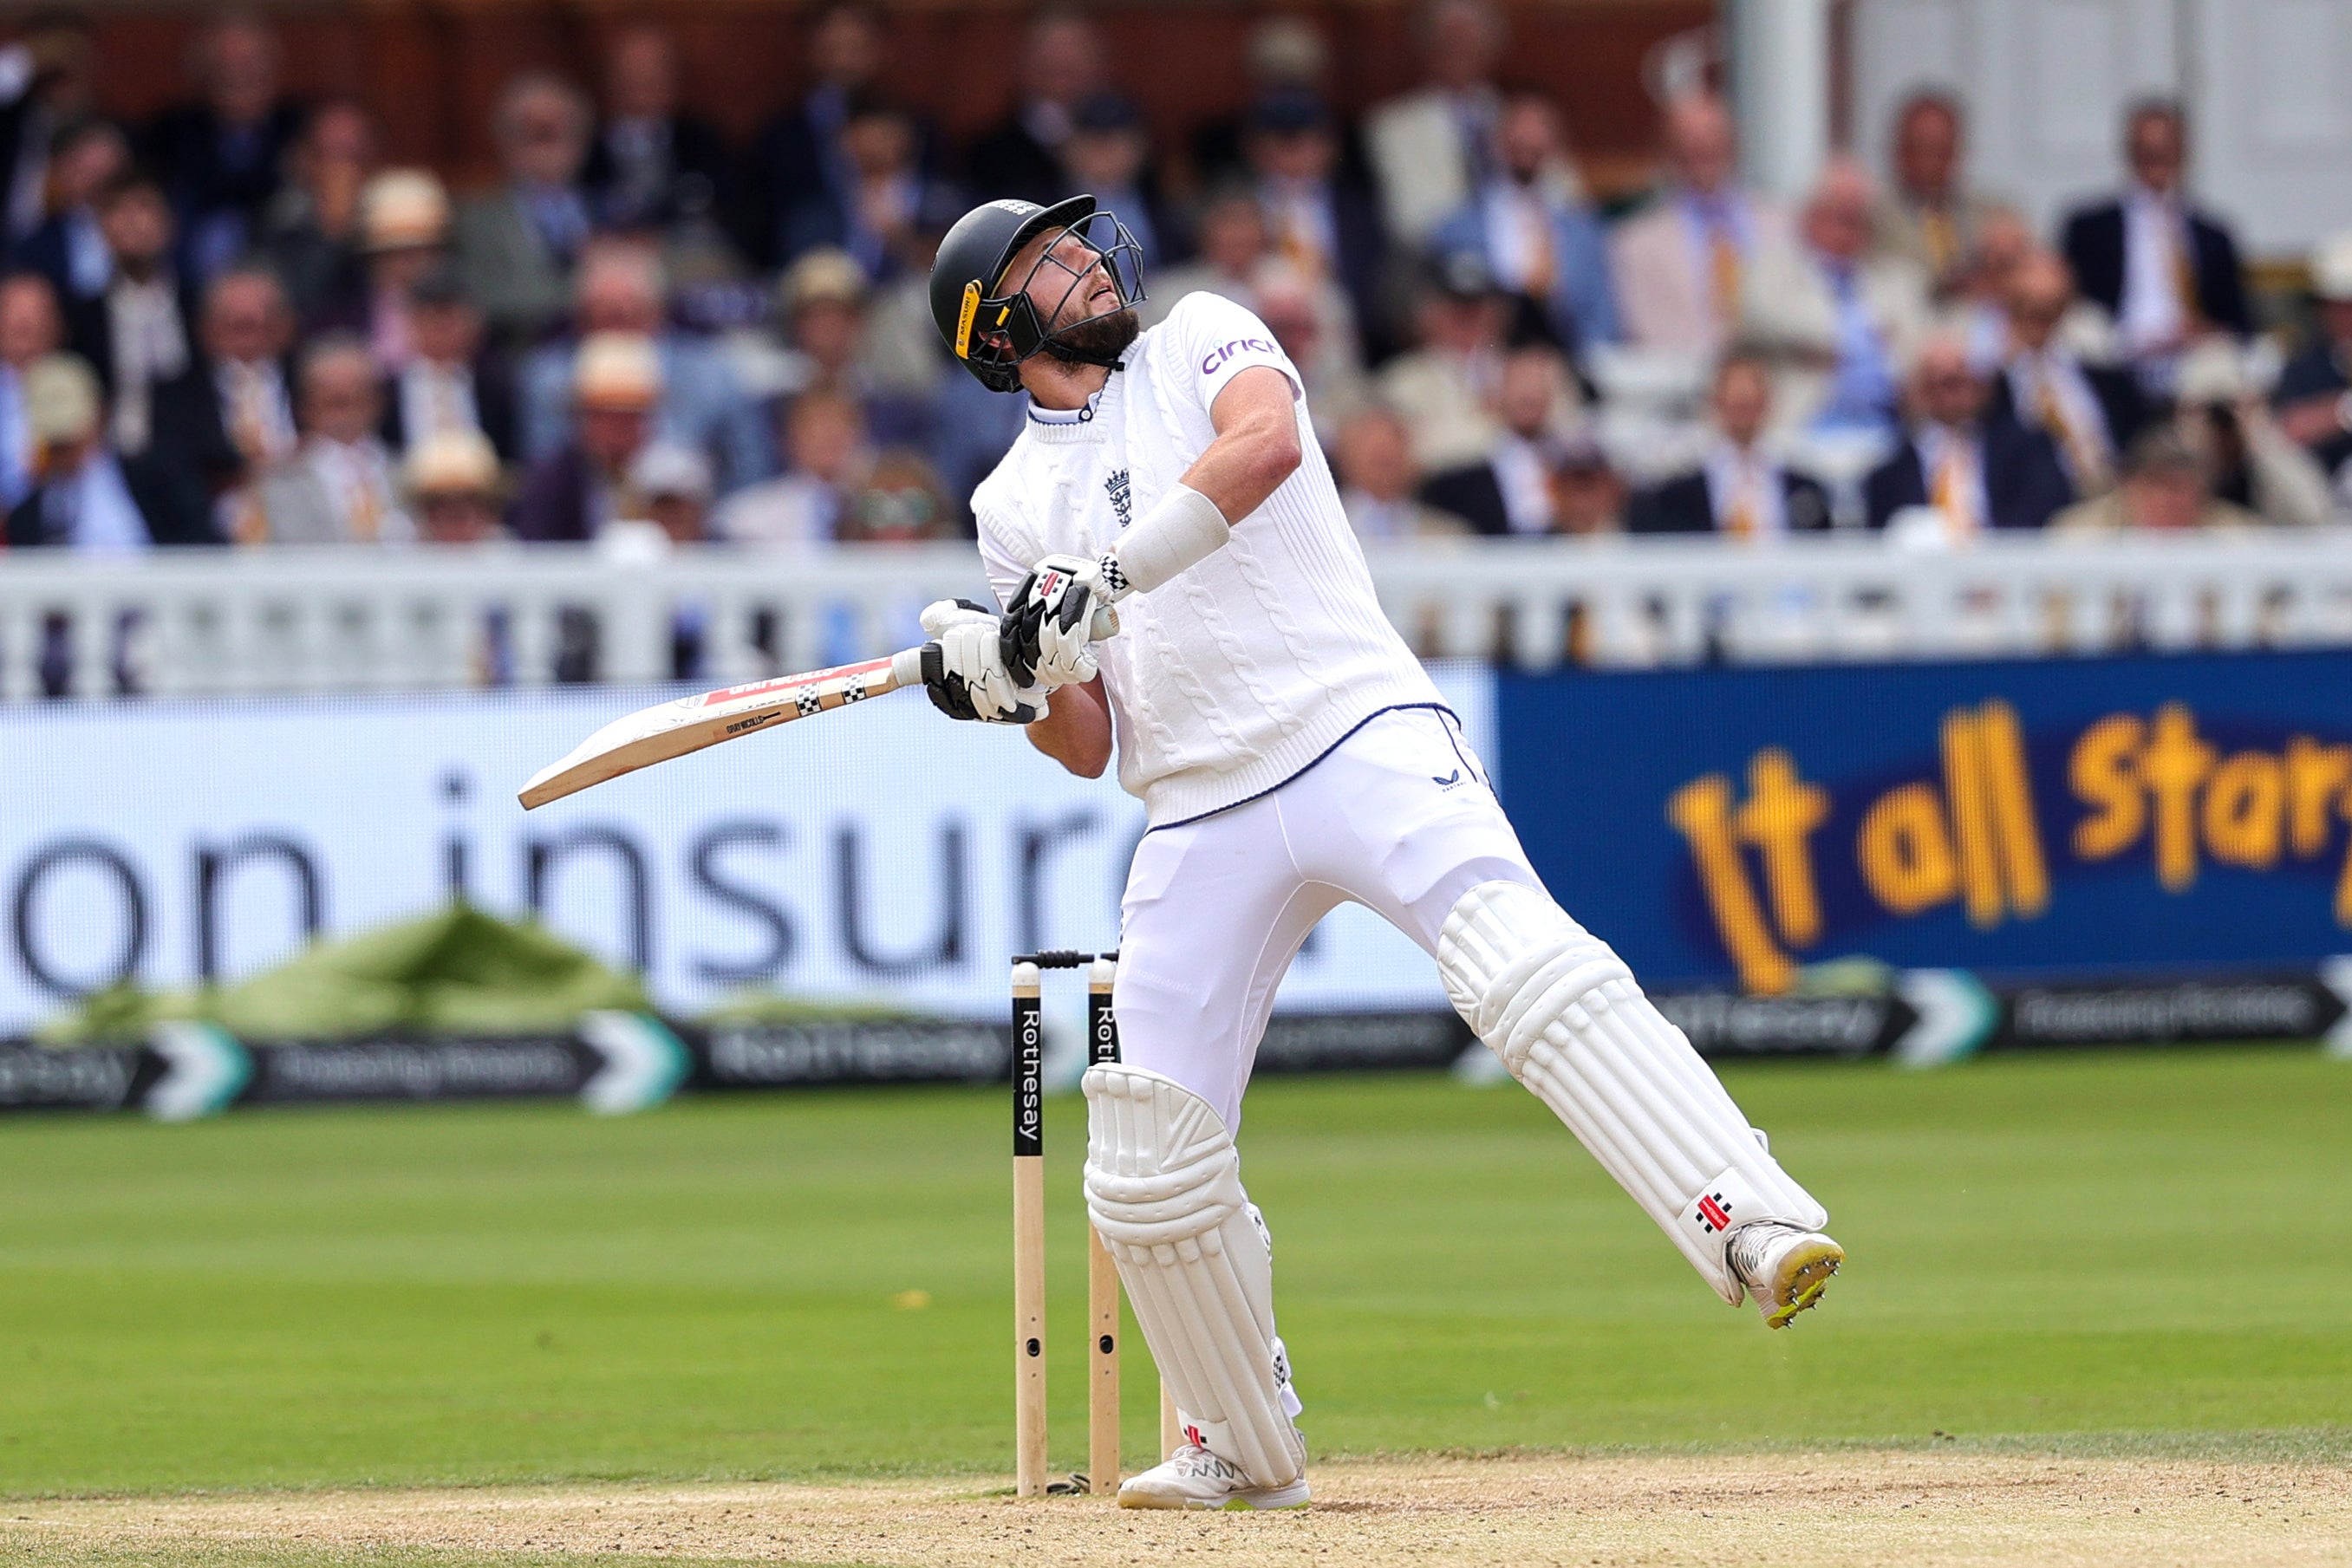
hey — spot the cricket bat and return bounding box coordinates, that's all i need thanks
[518,646,931,810]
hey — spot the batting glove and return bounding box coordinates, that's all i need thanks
[1002,554,1121,689]
[920,599,1046,724]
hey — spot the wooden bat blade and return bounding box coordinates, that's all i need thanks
[518,647,928,810]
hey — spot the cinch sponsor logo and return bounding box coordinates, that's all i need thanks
[1200,337,1275,374]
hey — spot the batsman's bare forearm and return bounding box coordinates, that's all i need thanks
[1177,367,1303,524]
[1027,675,1112,778]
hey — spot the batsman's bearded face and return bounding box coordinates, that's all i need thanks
[1008,227,1140,364]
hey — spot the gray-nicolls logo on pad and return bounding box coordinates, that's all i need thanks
[1105,469,1132,529]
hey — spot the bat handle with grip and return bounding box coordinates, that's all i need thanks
[914,641,1043,725]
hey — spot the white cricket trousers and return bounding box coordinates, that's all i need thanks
[1113,706,1540,1128]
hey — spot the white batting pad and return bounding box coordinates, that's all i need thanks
[1437,880,1828,1304]
[1084,1063,1304,1487]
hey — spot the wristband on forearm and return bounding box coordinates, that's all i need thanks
[1098,483,1229,599]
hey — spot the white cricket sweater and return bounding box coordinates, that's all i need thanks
[973,291,1443,827]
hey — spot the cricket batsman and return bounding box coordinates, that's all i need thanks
[919,195,1843,1511]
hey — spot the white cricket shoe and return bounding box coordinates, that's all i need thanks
[1117,1437,1310,1511]
[1727,1220,1843,1329]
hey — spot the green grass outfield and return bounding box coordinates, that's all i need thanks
[2,1046,2347,1498]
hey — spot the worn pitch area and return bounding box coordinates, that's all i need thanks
[5,1452,2349,1568]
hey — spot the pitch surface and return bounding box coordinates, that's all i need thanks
[1,1048,2345,1563]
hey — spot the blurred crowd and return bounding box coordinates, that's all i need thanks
[0,0,2347,569]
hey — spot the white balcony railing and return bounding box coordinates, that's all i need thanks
[3,531,2350,702]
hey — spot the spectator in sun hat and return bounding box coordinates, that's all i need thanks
[2272,231,2352,497]
[2166,337,2330,529]
[518,239,769,493]
[767,245,930,449]
[301,167,453,369]
[6,350,211,549]
[405,426,506,544]
[510,329,661,542]
[2049,424,2264,535]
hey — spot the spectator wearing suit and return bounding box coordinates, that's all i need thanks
[0,14,97,245]
[2050,426,2265,536]
[2271,231,2352,495]
[2166,340,2331,530]
[1057,93,1173,269]
[1864,331,2073,534]
[966,8,1104,207]
[5,352,212,550]
[252,100,375,328]
[1611,93,1787,356]
[1191,16,1346,189]
[1144,188,1270,323]
[1363,0,1514,248]
[518,241,768,495]
[510,330,661,543]
[629,440,714,548]
[245,335,408,544]
[142,15,305,283]
[1334,405,1464,542]
[1870,91,2003,302]
[1547,428,1629,536]
[1241,89,1388,363]
[716,387,867,546]
[1420,345,1574,536]
[381,266,517,462]
[778,92,954,281]
[583,23,734,239]
[65,172,203,462]
[1739,158,1930,438]
[2060,100,2250,392]
[12,116,127,305]
[1376,250,1512,474]
[767,247,930,451]
[454,73,596,348]
[1430,93,1617,361]
[1988,250,2144,496]
[1635,350,1831,537]
[1252,260,1368,451]
[746,3,912,271]
[305,169,453,373]
[0,270,63,510]
[195,265,298,505]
